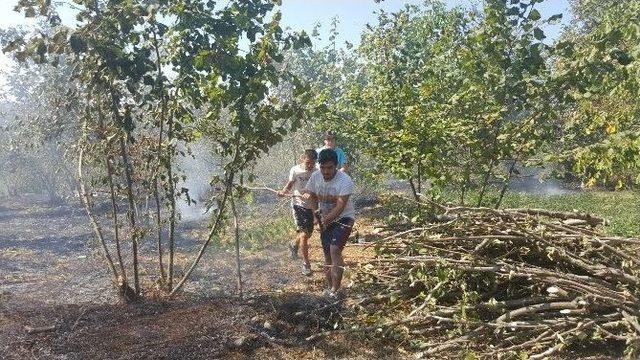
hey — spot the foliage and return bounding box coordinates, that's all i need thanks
[345,3,469,200]
[551,0,640,188]
[454,0,558,206]
[323,0,559,209]
[279,0,639,199]
[0,43,78,201]
[3,0,310,298]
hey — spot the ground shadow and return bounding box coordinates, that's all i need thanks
[0,292,404,360]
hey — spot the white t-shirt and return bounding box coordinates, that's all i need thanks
[288,164,313,208]
[305,170,355,219]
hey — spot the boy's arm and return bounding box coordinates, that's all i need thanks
[323,194,350,225]
[323,176,354,224]
[278,167,297,197]
[277,180,295,197]
[300,189,318,208]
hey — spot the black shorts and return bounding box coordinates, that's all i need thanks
[321,217,354,256]
[293,205,314,234]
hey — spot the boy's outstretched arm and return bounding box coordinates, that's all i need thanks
[277,180,295,197]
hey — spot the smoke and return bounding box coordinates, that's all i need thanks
[175,140,220,222]
[509,165,575,196]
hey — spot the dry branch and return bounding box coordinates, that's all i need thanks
[341,199,640,358]
[24,325,56,334]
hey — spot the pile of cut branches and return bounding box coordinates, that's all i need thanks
[347,200,640,358]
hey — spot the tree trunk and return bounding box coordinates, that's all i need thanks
[98,103,128,283]
[153,184,165,283]
[477,162,494,207]
[118,135,140,294]
[106,155,128,282]
[495,159,517,209]
[166,112,177,289]
[408,177,419,202]
[477,119,504,207]
[460,162,471,205]
[77,149,119,281]
[416,162,422,194]
[230,190,243,297]
[170,172,234,296]
[152,26,167,284]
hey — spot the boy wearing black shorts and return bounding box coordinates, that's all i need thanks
[278,149,317,276]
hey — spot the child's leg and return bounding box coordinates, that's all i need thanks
[328,218,354,291]
[300,231,311,266]
[329,245,344,291]
[298,207,314,264]
[323,250,332,288]
[289,237,299,259]
[321,229,332,287]
[294,231,303,251]
[289,206,304,259]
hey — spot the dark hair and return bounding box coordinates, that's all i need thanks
[318,148,338,165]
[323,131,336,140]
[303,149,318,161]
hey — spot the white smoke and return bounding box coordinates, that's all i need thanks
[509,165,575,196]
[175,140,220,221]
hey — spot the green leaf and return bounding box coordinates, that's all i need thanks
[528,9,541,21]
[547,13,562,23]
[24,7,36,17]
[2,38,24,53]
[506,7,520,16]
[69,33,87,53]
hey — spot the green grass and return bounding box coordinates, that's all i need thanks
[226,190,640,249]
[241,215,292,251]
[447,190,640,237]
[208,206,294,252]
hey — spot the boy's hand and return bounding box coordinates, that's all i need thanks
[276,190,287,197]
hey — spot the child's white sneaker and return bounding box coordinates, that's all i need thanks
[302,263,312,276]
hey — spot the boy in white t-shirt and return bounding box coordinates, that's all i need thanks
[277,149,317,276]
[302,148,355,297]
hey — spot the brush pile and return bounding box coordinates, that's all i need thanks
[349,200,640,358]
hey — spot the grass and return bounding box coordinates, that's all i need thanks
[210,203,294,252]
[445,190,640,237]
[222,189,640,249]
[499,191,640,237]
[241,215,293,251]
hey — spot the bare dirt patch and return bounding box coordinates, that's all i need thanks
[0,198,400,359]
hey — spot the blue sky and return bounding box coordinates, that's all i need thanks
[0,0,572,44]
[280,0,572,47]
[0,0,572,87]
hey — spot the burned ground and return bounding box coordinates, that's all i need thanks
[0,197,399,359]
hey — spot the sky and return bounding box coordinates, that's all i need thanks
[0,0,573,88]
[279,0,572,47]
